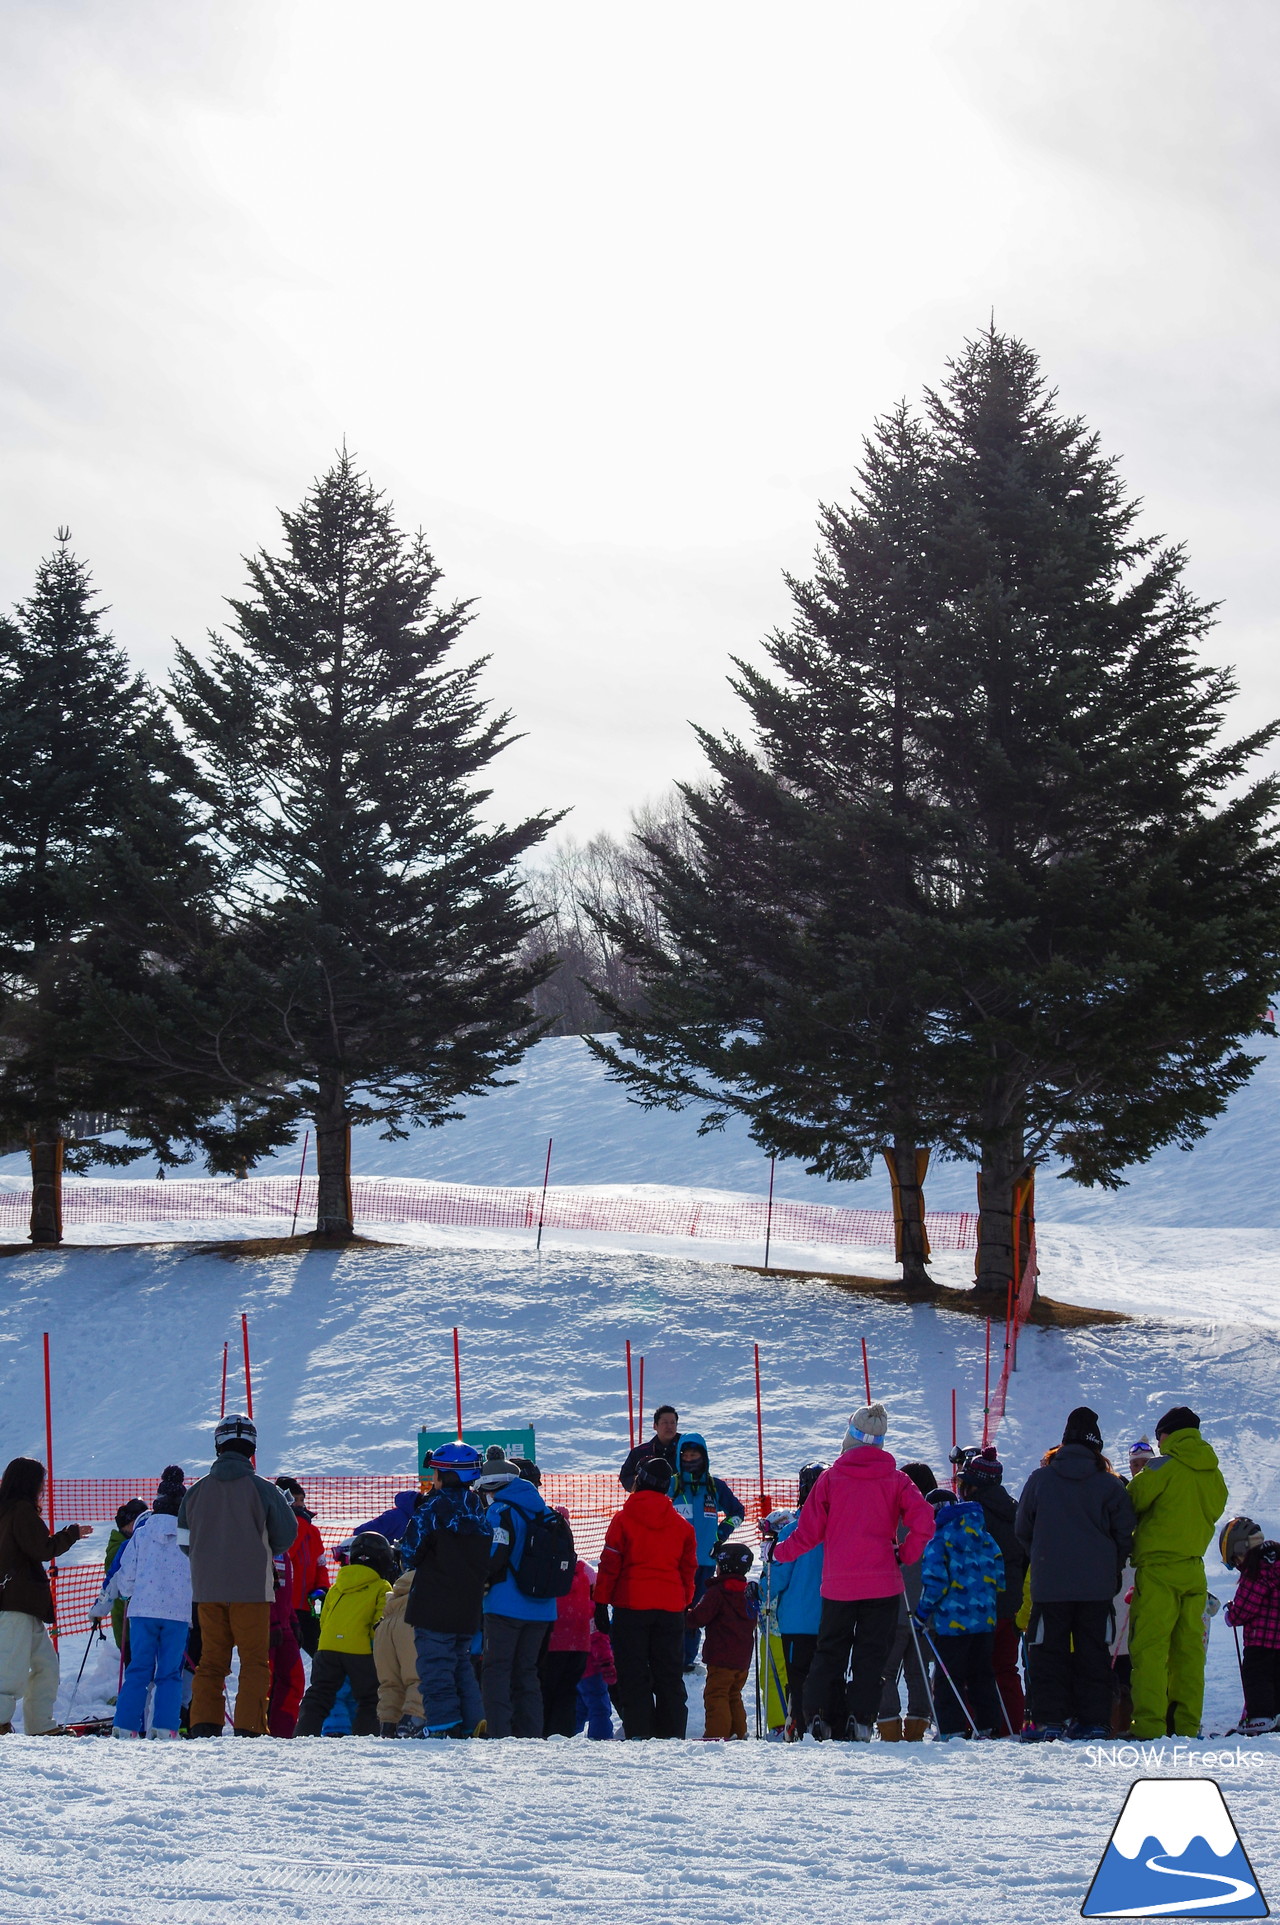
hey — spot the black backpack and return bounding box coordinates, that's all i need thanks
[511,1506,577,1599]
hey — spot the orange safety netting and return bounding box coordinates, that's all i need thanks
[0,1177,978,1252]
[48,1472,802,1642]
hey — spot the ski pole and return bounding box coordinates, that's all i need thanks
[916,1619,981,1738]
[66,1623,106,1725]
[904,1610,941,1735]
[1234,1624,1248,1727]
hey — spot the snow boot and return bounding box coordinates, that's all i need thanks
[231,1728,264,1737]
[379,1722,400,1738]
[396,1715,427,1738]
[1020,1721,1066,1743]
[189,1724,221,1738]
[147,1729,181,1740]
[0,1724,11,1736]
[110,1727,141,1740]
[877,1717,903,1742]
[902,1718,928,1742]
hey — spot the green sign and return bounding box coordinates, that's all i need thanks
[417,1426,535,1479]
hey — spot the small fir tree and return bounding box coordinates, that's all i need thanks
[170,453,556,1237]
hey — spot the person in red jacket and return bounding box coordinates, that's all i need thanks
[276,1478,330,1658]
[688,1542,757,1739]
[594,1458,697,1740]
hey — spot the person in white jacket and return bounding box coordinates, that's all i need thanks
[91,1468,192,1739]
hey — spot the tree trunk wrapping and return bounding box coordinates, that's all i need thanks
[29,1132,64,1246]
[882,1142,933,1288]
[314,1084,353,1239]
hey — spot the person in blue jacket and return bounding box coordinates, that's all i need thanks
[477,1456,557,1738]
[670,1433,746,1667]
[765,1463,845,1737]
[354,1492,419,1543]
[915,1489,1005,1738]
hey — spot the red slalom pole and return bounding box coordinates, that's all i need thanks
[861,1337,871,1405]
[453,1327,463,1439]
[241,1313,253,1420]
[754,1342,766,1520]
[43,1332,57,1647]
[626,1340,635,1450]
[982,1316,992,1449]
[219,1342,228,1419]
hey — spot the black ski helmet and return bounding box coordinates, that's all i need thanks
[715,1541,753,1579]
[349,1531,398,1582]
[797,1463,826,1508]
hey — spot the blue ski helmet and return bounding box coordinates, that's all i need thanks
[427,1442,483,1484]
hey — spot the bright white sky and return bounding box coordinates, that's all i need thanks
[2,0,1278,838]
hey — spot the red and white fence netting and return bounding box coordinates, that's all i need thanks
[0,1175,977,1252]
[47,1472,799,1641]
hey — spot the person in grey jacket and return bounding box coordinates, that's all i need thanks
[177,1415,297,1737]
[1015,1407,1136,1740]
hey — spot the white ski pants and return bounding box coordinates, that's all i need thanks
[0,1611,60,1731]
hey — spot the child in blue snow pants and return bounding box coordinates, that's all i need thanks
[115,1618,189,1735]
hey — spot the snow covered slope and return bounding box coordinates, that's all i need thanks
[5,1030,1275,1228]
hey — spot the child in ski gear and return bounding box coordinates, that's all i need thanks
[1111,1559,1136,1735]
[275,1478,330,1658]
[373,1569,425,1734]
[768,1466,846,1737]
[295,1533,393,1736]
[619,1406,682,1493]
[576,1623,616,1738]
[670,1431,746,1665]
[267,1553,303,1738]
[402,1444,490,1739]
[101,1499,147,1651]
[916,1487,1004,1737]
[595,1457,697,1740]
[178,1415,298,1737]
[0,1456,92,1737]
[773,1405,934,1741]
[1015,1409,1136,1740]
[1222,1517,1280,1728]
[542,1527,593,1737]
[688,1541,757,1739]
[957,1447,1026,1731]
[877,1461,937,1742]
[478,1456,558,1739]
[90,1467,189,1738]
[354,1491,419,1541]
[1127,1406,1228,1739]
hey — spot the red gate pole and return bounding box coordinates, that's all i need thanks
[535,1137,553,1252]
[950,1387,958,1490]
[241,1313,253,1420]
[637,1354,645,1436]
[289,1129,310,1239]
[763,1156,776,1273]
[861,1337,871,1405]
[43,1332,57,1648]
[625,1340,634,1449]
[453,1327,463,1440]
[982,1316,991,1449]
[219,1342,228,1419]
[754,1342,766,1521]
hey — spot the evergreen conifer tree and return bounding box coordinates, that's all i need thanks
[170,453,555,1238]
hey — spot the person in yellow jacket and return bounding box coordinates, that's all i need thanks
[1128,1406,1228,1739]
[295,1533,395,1737]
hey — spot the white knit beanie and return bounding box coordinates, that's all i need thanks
[841,1402,888,1451]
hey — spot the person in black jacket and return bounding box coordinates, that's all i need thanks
[958,1447,1026,1732]
[1015,1408,1136,1741]
[618,1406,682,1492]
[399,1445,492,1738]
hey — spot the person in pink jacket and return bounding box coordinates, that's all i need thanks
[773,1402,934,1741]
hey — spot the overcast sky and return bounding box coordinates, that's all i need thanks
[2,1,1278,840]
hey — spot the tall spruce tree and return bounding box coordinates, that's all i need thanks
[591,332,1280,1296]
[0,533,259,1242]
[170,453,556,1238]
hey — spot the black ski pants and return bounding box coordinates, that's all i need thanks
[1242,1646,1280,1723]
[804,1595,899,1731]
[1025,1600,1114,1729]
[781,1632,845,1733]
[610,1607,688,1739]
[481,1615,548,1739]
[928,1629,1004,1736]
[540,1648,588,1737]
[295,1651,379,1737]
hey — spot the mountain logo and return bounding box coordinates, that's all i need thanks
[1082,1778,1268,1917]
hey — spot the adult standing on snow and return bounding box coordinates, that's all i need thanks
[0,1456,92,1737]
[177,1415,298,1737]
[1127,1406,1228,1740]
[772,1404,935,1741]
[670,1431,746,1665]
[477,1455,559,1738]
[1014,1407,1136,1740]
[619,1406,682,1492]
[594,1457,697,1739]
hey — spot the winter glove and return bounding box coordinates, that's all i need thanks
[87,1595,111,1625]
[593,1604,611,1635]
[308,1589,326,1611]
[714,1517,736,1548]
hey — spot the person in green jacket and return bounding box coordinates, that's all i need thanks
[1128,1405,1228,1738]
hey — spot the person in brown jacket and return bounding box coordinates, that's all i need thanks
[177,1415,297,1736]
[687,1541,757,1740]
[0,1456,92,1735]
[373,1570,425,1735]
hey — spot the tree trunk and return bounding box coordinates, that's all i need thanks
[974,1128,1033,1297]
[314,1077,353,1239]
[882,1141,933,1288]
[29,1130,64,1246]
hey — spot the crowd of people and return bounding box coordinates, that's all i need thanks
[0,1393,1276,1745]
